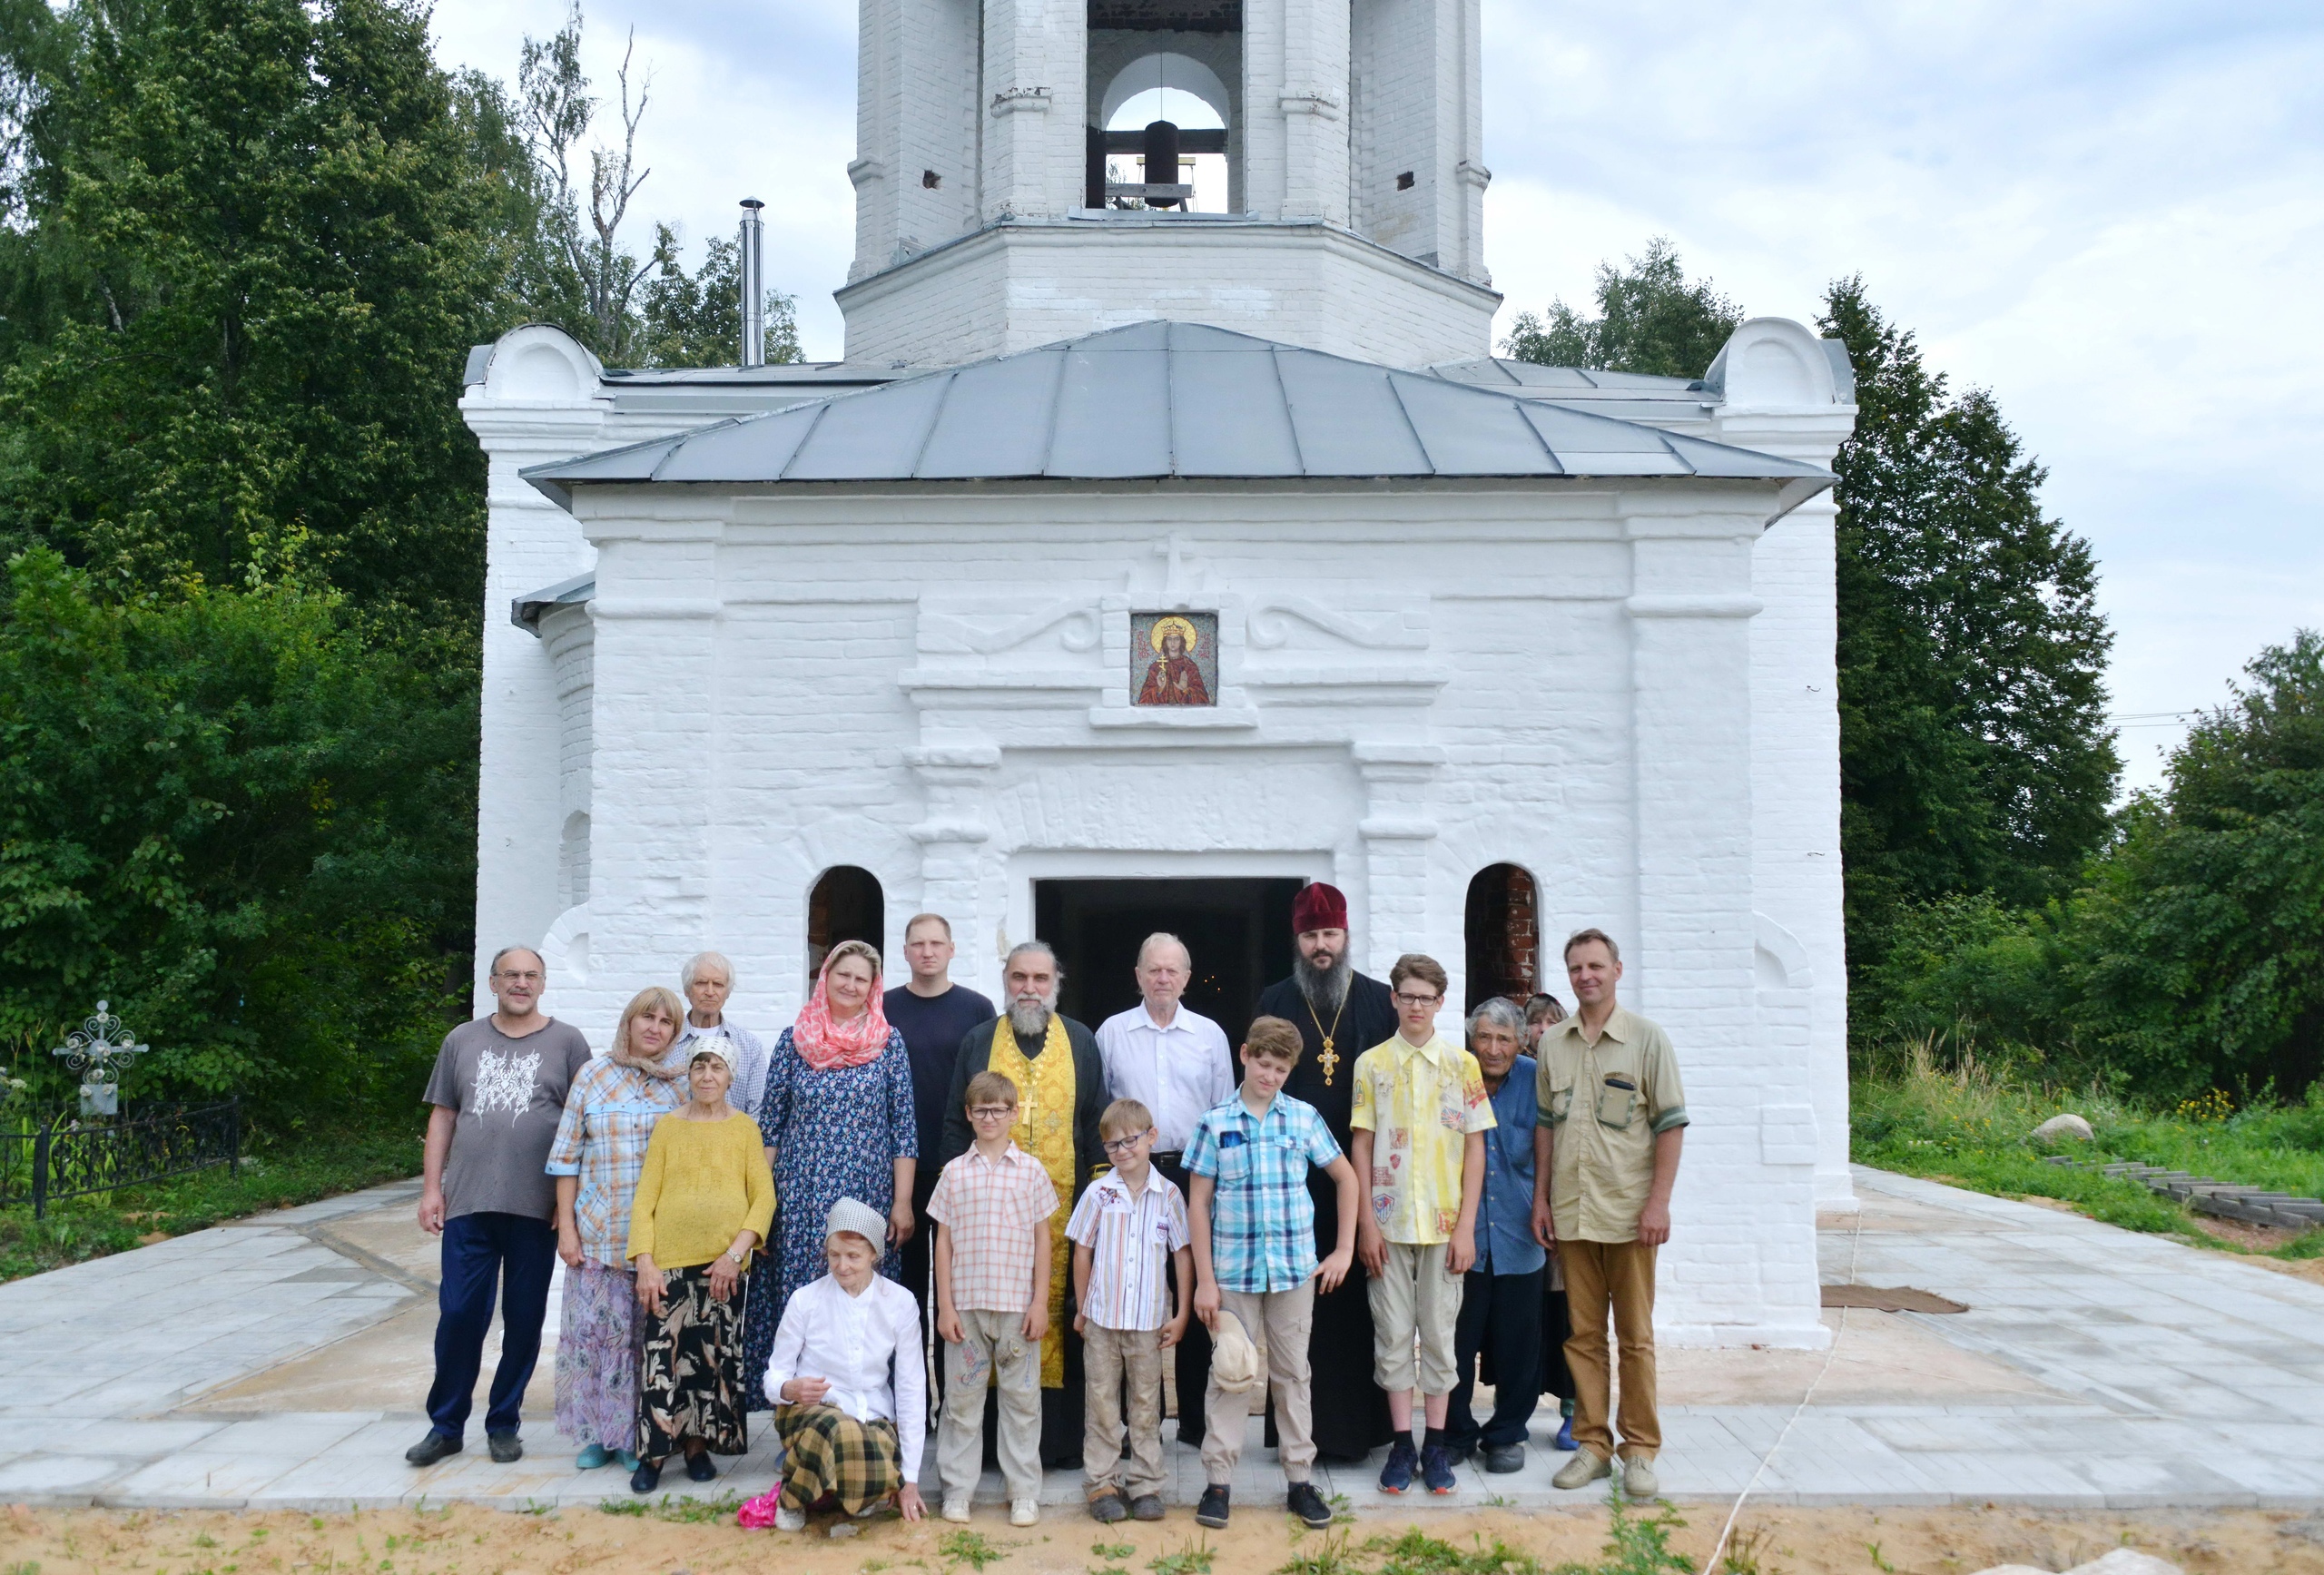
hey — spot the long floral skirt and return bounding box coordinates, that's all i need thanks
[775,1403,902,1513]
[556,1261,643,1450]
[637,1265,749,1459]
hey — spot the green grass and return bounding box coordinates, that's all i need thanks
[1851,1042,2324,1261]
[1147,1535,1216,1575]
[939,1531,1020,1571]
[1266,1500,1689,1575]
[0,1127,421,1283]
[595,1490,739,1522]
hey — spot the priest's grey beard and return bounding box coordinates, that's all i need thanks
[1295,949,1352,1015]
[1008,999,1053,1041]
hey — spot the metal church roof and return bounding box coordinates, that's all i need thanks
[523,320,1832,510]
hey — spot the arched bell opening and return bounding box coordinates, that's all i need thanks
[1463,862,1540,1014]
[1086,2,1242,213]
[806,865,885,991]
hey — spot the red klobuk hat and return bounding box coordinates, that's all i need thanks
[1291,881,1349,933]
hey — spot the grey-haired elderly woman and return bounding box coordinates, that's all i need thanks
[759,1197,929,1531]
[677,951,773,1117]
[1443,995,1565,1472]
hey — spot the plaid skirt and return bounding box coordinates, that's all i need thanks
[775,1403,903,1513]
[637,1265,749,1459]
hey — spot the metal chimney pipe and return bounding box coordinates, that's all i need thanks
[738,198,766,369]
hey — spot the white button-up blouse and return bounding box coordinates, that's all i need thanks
[762,1272,928,1480]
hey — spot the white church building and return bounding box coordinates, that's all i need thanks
[460,0,1859,1348]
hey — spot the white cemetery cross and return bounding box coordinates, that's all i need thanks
[53,1000,149,1117]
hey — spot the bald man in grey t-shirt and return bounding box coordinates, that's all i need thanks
[405,948,593,1468]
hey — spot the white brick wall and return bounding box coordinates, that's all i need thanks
[837,218,1498,368]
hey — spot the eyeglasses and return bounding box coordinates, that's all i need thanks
[1393,991,1443,1007]
[1101,1134,1147,1155]
[494,970,545,985]
[969,1106,1016,1121]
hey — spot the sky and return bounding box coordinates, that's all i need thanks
[430,2,2324,795]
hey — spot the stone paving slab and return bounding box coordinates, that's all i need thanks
[5,1164,2324,1513]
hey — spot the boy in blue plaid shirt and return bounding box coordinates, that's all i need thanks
[1185,1016,1358,1531]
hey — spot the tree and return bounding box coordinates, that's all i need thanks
[0,549,472,1124]
[0,0,517,645]
[2063,633,2324,1097]
[1502,237,1742,378]
[1823,277,2119,994]
[517,4,651,360]
[511,4,793,368]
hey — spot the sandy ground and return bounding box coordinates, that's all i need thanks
[6,1500,2324,1575]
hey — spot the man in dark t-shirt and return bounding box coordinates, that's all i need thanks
[882,912,995,1322]
[405,945,593,1469]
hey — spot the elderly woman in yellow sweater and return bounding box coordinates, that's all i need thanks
[626,1039,776,1493]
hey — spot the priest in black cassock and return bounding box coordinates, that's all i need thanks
[1249,881,1398,1462]
[938,940,1108,1470]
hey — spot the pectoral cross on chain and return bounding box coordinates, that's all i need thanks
[1307,997,1347,1086]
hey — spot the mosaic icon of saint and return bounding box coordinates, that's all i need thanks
[1137,615,1211,705]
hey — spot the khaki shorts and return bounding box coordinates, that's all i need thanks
[1367,1240,1460,1393]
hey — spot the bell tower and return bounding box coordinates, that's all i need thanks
[837,0,1500,370]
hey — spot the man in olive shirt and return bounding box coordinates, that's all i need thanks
[1529,928,1687,1498]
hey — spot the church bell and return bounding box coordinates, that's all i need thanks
[1142,120,1181,209]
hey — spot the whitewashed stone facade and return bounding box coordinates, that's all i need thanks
[458,0,1861,1348]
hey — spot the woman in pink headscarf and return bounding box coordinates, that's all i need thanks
[739,940,918,1412]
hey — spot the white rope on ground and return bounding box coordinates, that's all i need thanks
[1694,1205,1866,1575]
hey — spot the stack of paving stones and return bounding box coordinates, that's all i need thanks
[2043,1155,2324,1230]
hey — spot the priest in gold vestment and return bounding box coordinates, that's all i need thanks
[939,940,1107,1468]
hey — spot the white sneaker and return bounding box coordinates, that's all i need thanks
[1552,1447,1610,1491]
[774,1505,806,1531]
[941,1495,972,1524]
[1619,1454,1659,1498]
[1009,1499,1039,1527]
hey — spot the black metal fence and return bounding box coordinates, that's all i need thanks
[0,1098,241,1218]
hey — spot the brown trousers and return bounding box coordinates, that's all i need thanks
[1558,1238,1659,1460]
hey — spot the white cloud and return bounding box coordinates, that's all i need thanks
[438,1,2324,792]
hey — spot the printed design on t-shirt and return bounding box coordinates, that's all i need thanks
[471,1048,543,1124]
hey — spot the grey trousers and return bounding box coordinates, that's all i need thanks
[1081,1322,1167,1499]
[1201,1284,1315,1486]
[937,1308,1043,1501]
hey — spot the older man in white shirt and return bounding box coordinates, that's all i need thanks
[1094,931,1234,1445]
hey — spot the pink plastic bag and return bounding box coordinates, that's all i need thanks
[736,1487,783,1530]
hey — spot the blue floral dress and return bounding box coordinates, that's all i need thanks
[740,1026,918,1410]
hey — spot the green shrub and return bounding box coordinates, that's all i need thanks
[0,550,471,1131]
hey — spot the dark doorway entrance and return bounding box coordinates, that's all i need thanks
[1035,879,1302,1047]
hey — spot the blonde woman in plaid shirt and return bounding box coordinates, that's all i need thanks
[547,986,688,1471]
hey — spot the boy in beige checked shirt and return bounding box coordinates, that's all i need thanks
[930,1070,1059,1528]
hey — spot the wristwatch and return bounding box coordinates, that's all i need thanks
[726,1246,747,1265]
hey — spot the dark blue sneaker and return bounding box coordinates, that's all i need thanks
[1555,1415,1577,1451]
[1377,1436,1417,1494]
[1421,1442,1458,1494]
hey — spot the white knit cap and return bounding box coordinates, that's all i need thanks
[684,1038,736,1071]
[825,1196,888,1258]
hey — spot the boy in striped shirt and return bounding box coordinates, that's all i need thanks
[1068,1098,1192,1523]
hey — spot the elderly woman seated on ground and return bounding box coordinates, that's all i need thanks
[757,1198,929,1531]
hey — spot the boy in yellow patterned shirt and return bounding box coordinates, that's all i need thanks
[1347,953,1494,1496]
